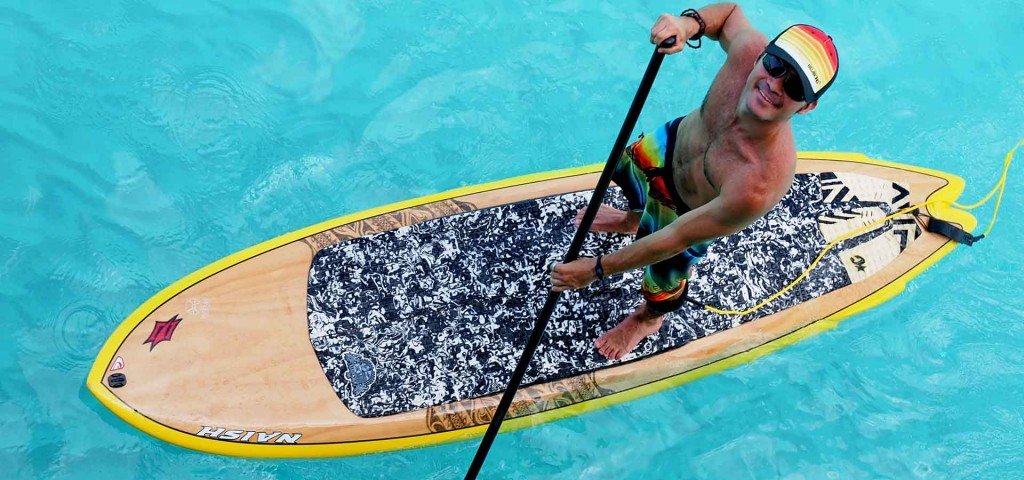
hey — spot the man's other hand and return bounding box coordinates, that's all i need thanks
[651,13,700,54]
[551,257,599,292]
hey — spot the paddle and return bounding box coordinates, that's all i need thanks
[463,36,679,480]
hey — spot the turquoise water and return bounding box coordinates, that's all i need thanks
[2,0,1022,478]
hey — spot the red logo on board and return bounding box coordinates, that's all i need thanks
[144,315,182,351]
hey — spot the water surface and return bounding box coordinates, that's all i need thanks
[1,0,1022,478]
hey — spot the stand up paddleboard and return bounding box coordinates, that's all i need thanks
[87,152,974,457]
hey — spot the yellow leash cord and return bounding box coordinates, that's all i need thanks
[704,140,1021,316]
[950,139,1021,237]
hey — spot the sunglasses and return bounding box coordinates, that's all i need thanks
[761,53,807,103]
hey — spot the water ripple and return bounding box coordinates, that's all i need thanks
[51,302,112,370]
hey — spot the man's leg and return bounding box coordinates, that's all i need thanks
[595,246,706,361]
[594,300,666,361]
[576,141,647,234]
[595,201,708,361]
[641,242,708,313]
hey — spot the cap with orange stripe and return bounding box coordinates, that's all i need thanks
[765,24,839,103]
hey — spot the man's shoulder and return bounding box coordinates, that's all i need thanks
[728,137,796,201]
[724,28,769,65]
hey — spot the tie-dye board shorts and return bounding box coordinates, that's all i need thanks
[612,116,711,314]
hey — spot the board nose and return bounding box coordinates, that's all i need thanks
[88,241,352,436]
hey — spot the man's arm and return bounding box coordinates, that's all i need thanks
[650,3,762,55]
[597,188,767,278]
[550,185,771,292]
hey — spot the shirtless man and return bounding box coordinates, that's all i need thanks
[550,4,840,360]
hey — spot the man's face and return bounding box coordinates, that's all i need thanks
[741,54,816,121]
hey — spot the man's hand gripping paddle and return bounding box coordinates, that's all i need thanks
[463,36,678,480]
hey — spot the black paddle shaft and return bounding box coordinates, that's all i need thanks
[463,36,677,480]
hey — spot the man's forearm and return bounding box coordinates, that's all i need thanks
[688,3,739,41]
[602,226,689,278]
[599,196,756,279]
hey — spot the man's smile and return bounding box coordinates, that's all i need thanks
[756,80,782,108]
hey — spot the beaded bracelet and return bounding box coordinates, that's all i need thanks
[680,8,706,49]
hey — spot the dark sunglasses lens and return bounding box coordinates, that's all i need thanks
[783,77,806,102]
[764,53,808,102]
[762,54,787,77]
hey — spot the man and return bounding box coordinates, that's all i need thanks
[550,3,839,360]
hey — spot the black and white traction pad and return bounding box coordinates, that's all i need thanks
[307,172,920,418]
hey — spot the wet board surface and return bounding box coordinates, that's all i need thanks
[87,153,974,457]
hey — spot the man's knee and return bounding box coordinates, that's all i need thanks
[641,282,687,315]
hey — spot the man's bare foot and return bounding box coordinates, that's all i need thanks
[575,204,640,234]
[595,302,664,361]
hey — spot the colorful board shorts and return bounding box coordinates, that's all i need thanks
[612,116,710,314]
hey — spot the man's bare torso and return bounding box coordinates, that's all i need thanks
[669,43,797,211]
